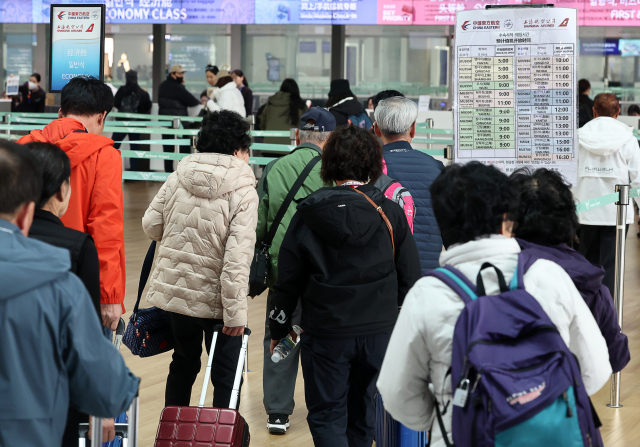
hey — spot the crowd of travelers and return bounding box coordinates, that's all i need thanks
[0,73,634,447]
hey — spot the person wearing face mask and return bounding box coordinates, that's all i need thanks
[14,72,47,113]
[18,76,126,332]
[158,64,200,172]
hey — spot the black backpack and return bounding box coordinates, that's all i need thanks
[119,92,140,113]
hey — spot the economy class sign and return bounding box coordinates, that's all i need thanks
[49,4,105,92]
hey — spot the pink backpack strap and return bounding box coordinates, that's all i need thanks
[384,181,415,234]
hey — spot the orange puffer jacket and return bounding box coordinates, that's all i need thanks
[18,118,126,310]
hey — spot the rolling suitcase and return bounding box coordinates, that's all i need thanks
[375,393,429,447]
[154,325,251,447]
[79,318,141,447]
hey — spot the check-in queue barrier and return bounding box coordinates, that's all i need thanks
[608,185,630,409]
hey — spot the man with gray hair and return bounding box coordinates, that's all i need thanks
[374,96,444,271]
[255,107,335,434]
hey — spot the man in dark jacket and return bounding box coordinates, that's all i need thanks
[0,142,140,446]
[158,64,200,172]
[374,95,444,272]
[113,70,152,171]
[268,125,421,447]
[510,167,630,373]
[256,107,335,434]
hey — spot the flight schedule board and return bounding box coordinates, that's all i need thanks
[453,7,578,184]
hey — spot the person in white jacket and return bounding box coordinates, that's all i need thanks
[377,162,611,447]
[206,74,247,117]
[142,110,258,409]
[575,92,640,296]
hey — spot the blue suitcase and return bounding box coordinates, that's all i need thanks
[375,393,429,447]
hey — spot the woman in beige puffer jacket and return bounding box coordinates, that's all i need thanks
[142,110,258,408]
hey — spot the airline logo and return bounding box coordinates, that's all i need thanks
[462,20,470,30]
[58,11,66,20]
[86,24,94,32]
[559,18,569,27]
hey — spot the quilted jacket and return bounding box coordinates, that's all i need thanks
[142,153,259,326]
[382,140,444,272]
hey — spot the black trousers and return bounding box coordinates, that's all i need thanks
[163,134,190,172]
[300,332,391,447]
[165,312,243,408]
[112,132,150,172]
[578,224,628,297]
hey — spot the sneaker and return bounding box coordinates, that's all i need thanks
[267,414,290,434]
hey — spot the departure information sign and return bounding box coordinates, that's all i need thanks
[49,3,105,92]
[453,7,578,185]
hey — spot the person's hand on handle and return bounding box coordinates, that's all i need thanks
[222,326,245,337]
[88,417,116,442]
[101,303,123,330]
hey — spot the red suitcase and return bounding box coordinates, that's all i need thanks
[154,326,251,447]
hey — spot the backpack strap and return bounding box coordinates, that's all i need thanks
[424,265,478,304]
[434,396,455,447]
[262,156,321,248]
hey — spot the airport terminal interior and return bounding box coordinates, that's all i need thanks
[4,0,640,446]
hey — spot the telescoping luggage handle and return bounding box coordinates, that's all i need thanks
[86,319,140,447]
[199,325,252,410]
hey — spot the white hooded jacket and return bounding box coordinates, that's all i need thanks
[142,153,258,326]
[575,116,640,225]
[206,82,247,117]
[376,236,611,447]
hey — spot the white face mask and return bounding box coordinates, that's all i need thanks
[28,81,38,91]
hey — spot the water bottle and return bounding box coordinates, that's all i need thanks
[271,325,303,363]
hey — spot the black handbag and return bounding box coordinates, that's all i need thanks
[249,155,321,297]
[123,240,175,357]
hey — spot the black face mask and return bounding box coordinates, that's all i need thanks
[174,75,184,83]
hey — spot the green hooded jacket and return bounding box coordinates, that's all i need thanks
[256,142,328,287]
[259,91,305,144]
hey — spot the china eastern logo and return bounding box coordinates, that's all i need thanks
[58,11,66,20]
[462,20,471,30]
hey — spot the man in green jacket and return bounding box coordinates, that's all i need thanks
[256,107,336,434]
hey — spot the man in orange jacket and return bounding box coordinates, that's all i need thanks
[19,76,125,330]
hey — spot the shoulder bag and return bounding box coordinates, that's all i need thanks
[248,156,321,296]
[123,240,175,357]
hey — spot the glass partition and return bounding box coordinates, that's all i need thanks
[165,24,231,99]
[107,24,154,97]
[345,25,449,104]
[243,25,332,101]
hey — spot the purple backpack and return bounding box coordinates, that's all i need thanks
[425,253,602,447]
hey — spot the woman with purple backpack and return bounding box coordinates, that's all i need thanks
[509,168,630,373]
[377,162,611,447]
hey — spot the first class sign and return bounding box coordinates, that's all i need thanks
[49,4,105,92]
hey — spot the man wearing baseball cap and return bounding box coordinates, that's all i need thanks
[255,107,336,434]
[158,64,199,172]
